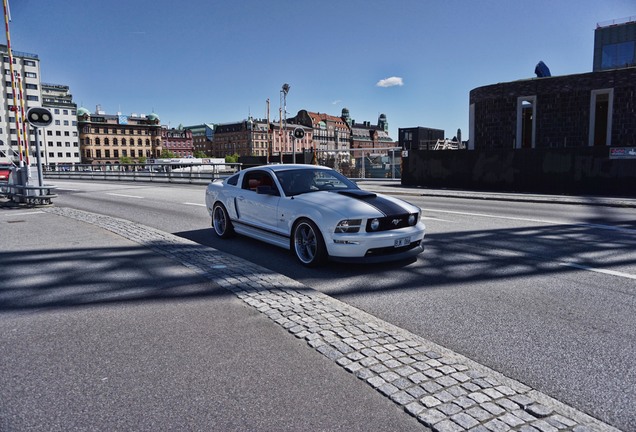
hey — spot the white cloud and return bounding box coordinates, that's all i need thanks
[376,76,404,88]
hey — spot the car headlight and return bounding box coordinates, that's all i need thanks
[369,218,380,231]
[335,219,362,233]
[408,213,417,226]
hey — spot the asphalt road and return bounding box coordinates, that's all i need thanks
[50,179,636,430]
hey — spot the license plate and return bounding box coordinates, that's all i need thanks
[394,236,410,247]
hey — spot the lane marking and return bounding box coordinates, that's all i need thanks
[559,262,636,280]
[421,216,454,222]
[184,202,206,207]
[106,193,144,199]
[426,208,636,234]
[56,188,79,191]
[1,211,45,217]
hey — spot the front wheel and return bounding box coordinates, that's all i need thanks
[212,203,234,238]
[292,219,327,267]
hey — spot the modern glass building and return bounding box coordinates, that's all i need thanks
[593,17,636,71]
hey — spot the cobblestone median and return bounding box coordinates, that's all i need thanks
[45,207,620,432]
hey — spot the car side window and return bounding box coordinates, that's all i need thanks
[226,173,239,186]
[241,171,279,195]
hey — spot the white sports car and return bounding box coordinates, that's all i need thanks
[205,164,425,267]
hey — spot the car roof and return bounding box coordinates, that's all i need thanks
[246,164,331,173]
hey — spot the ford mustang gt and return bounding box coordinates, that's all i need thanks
[205,164,425,266]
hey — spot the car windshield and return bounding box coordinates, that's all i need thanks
[275,168,358,196]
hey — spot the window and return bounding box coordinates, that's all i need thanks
[601,41,635,70]
[516,96,536,149]
[27,95,39,101]
[24,60,36,67]
[54,109,60,114]
[25,72,37,78]
[589,89,614,146]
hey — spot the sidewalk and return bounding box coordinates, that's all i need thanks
[0,203,621,431]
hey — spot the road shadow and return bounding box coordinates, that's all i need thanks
[0,243,233,312]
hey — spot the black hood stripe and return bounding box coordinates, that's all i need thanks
[336,190,406,216]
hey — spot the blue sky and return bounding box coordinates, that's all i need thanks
[8,0,635,140]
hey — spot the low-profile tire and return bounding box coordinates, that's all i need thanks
[292,219,327,267]
[212,203,234,238]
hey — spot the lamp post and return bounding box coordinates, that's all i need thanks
[281,83,290,163]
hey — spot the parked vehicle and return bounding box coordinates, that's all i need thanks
[205,164,425,266]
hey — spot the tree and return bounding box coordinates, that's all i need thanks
[225,153,239,163]
[193,151,207,159]
[160,149,176,158]
[119,156,132,165]
[137,156,147,164]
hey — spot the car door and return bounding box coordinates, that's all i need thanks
[235,170,282,234]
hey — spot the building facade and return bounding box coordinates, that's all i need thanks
[212,117,270,158]
[0,44,41,163]
[469,67,636,150]
[185,123,215,156]
[41,83,80,167]
[593,17,636,71]
[290,110,351,153]
[399,127,445,151]
[78,107,162,165]
[344,110,394,155]
[161,126,193,157]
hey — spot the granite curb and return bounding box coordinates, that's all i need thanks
[43,206,623,432]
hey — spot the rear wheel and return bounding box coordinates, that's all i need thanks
[292,219,327,267]
[212,203,234,238]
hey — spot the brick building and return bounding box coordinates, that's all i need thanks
[161,126,193,157]
[470,18,636,150]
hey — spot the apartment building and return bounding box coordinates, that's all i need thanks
[41,83,80,167]
[0,44,41,163]
[78,106,162,165]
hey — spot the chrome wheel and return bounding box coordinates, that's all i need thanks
[292,219,326,267]
[212,203,234,238]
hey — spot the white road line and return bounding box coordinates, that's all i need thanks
[426,208,636,234]
[184,202,206,207]
[421,216,454,222]
[1,211,45,217]
[559,262,636,280]
[106,193,144,199]
[55,188,79,191]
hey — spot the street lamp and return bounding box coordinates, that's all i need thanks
[281,83,291,163]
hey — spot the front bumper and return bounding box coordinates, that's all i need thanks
[325,223,425,264]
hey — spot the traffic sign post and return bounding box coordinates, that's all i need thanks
[25,107,53,194]
[292,127,305,164]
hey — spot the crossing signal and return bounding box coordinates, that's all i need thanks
[26,107,53,127]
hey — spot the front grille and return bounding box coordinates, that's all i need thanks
[365,213,415,232]
[365,240,421,257]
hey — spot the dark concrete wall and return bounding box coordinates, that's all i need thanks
[402,148,636,197]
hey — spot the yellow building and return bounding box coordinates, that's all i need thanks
[78,106,162,165]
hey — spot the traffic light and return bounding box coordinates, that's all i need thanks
[293,127,305,140]
[26,107,53,127]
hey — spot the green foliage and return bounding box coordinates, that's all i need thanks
[160,149,177,158]
[193,151,207,159]
[119,156,133,164]
[225,153,239,163]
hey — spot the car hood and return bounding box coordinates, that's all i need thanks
[291,189,417,218]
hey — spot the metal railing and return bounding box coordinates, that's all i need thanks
[43,163,242,185]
